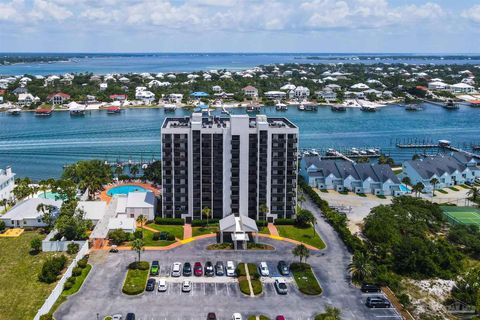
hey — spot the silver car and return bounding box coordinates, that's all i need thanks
[171,262,182,277]
[259,262,269,277]
[274,278,288,294]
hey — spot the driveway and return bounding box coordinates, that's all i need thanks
[55,198,400,320]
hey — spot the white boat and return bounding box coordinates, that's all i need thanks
[275,103,288,111]
[298,104,305,111]
[164,104,177,112]
[7,108,21,115]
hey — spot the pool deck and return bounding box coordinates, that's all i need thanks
[99,182,160,203]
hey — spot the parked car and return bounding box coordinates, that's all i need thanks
[183,262,192,276]
[150,261,159,276]
[145,278,155,291]
[215,261,225,276]
[126,313,135,320]
[276,316,286,320]
[366,296,391,308]
[182,280,192,292]
[232,313,242,320]
[361,284,380,293]
[109,245,118,253]
[207,313,217,320]
[277,261,290,276]
[274,278,288,294]
[205,261,215,277]
[259,262,270,276]
[172,262,182,277]
[111,314,122,320]
[194,262,203,276]
[226,261,236,277]
[157,279,167,292]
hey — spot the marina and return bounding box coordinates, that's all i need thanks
[1,102,480,180]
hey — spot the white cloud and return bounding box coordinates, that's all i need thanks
[30,0,73,21]
[462,4,480,24]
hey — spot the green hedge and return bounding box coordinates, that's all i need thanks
[274,218,296,225]
[239,278,250,295]
[290,262,322,295]
[154,217,184,225]
[191,219,220,227]
[298,177,365,253]
[255,220,268,227]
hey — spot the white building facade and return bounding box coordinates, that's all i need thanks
[0,166,15,201]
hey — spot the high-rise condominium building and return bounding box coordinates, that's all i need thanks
[161,113,298,222]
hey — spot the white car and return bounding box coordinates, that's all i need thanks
[157,279,167,292]
[226,261,236,277]
[275,278,288,295]
[259,262,269,276]
[182,280,192,292]
[112,315,122,320]
[172,262,182,277]
[232,313,242,320]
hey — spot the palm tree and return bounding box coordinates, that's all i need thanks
[38,180,49,198]
[130,165,139,179]
[114,165,124,178]
[202,206,212,226]
[292,244,310,263]
[37,204,56,231]
[468,187,479,203]
[430,178,439,197]
[131,238,145,263]
[136,214,147,236]
[412,182,424,198]
[347,252,373,284]
[0,199,6,213]
[298,193,306,209]
[316,306,342,320]
[401,177,411,192]
[259,203,269,221]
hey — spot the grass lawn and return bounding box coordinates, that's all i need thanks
[0,231,67,320]
[276,225,326,249]
[122,267,149,295]
[192,226,219,237]
[145,224,184,239]
[449,187,460,191]
[140,228,176,247]
[290,262,322,295]
[437,189,448,194]
[259,226,270,234]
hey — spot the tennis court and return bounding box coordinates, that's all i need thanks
[441,206,480,226]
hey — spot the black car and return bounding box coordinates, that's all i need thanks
[205,261,215,277]
[277,261,290,276]
[215,261,225,276]
[366,296,391,308]
[361,284,380,293]
[183,262,192,276]
[145,278,155,291]
[126,313,135,320]
[207,312,217,320]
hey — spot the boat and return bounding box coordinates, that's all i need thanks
[360,105,377,112]
[106,106,121,114]
[331,105,346,112]
[443,99,459,110]
[405,104,423,111]
[163,104,177,112]
[35,108,53,116]
[275,103,288,111]
[246,104,261,113]
[298,104,305,111]
[7,108,21,115]
[69,104,86,116]
[469,100,480,108]
[304,104,318,111]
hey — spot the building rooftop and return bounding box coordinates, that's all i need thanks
[162,114,297,129]
[77,201,107,221]
[1,198,62,221]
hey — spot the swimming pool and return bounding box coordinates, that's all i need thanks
[399,184,411,193]
[107,185,148,196]
[38,191,62,200]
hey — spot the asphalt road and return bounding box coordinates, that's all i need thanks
[55,197,401,320]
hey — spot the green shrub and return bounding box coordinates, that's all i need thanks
[38,255,68,283]
[274,218,295,225]
[128,261,149,270]
[255,220,268,227]
[154,217,184,225]
[238,279,250,295]
[152,232,161,241]
[30,237,42,253]
[133,230,143,239]
[77,258,88,269]
[108,228,129,245]
[236,263,246,277]
[39,313,54,320]
[191,219,220,227]
[0,220,5,233]
[63,280,74,290]
[67,242,80,255]
[152,231,175,241]
[72,267,82,277]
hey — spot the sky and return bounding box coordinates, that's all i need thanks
[0,0,480,53]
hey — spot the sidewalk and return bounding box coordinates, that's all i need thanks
[267,223,279,236]
[183,224,192,239]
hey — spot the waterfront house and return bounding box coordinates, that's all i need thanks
[165,93,183,103]
[242,85,258,98]
[17,93,39,106]
[428,81,450,91]
[135,88,155,104]
[290,86,310,99]
[315,89,337,101]
[110,94,127,102]
[0,166,15,201]
[402,152,479,192]
[47,92,71,105]
[450,83,476,94]
[264,91,287,100]
[0,198,62,228]
[300,155,402,196]
[115,191,156,221]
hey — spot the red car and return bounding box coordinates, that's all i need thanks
[194,262,203,276]
[276,316,285,320]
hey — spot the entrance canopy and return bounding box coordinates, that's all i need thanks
[219,214,258,233]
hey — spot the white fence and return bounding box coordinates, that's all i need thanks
[34,241,90,320]
[42,230,88,252]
